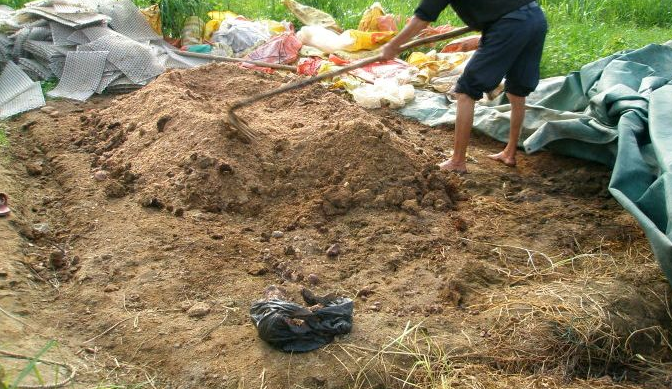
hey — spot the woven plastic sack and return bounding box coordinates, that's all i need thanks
[283,0,341,32]
[262,19,290,35]
[208,11,238,21]
[349,59,411,84]
[244,32,302,64]
[140,4,161,36]
[418,23,454,39]
[181,16,203,46]
[375,15,398,32]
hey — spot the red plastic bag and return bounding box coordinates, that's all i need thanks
[245,33,303,64]
[441,35,481,53]
[349,59,410,83]
[297,57,324,76]
[328,54,349,66]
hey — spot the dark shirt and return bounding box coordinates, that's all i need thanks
[415,0,534,30]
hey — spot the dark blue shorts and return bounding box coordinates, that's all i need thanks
[455,2,548,99]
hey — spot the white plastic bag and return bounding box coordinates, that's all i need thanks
[352,78,415,109]
[296,25,353,54]
[212,19,271,56]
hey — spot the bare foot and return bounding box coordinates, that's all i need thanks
[438,159,467,174]
[487,152,516,167]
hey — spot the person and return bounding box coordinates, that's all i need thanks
[381,0,548,173]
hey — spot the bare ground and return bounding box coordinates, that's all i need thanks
[1,63,670,389]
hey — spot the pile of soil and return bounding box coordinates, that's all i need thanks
[78,64,458,219]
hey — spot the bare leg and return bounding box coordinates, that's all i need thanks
[488,93,525,167]
[438,93,475,173]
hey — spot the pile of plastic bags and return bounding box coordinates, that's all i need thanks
[0,0,484,115]
[146,0,483,109]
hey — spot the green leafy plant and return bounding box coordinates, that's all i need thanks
[158,0,209,38]
[40,78,58,95]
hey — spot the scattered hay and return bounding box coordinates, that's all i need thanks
[463,240,672,383]
[332,242,672,389]
[332,323,652,389]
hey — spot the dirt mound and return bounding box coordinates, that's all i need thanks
[78,63,458,218]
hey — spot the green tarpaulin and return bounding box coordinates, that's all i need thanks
[399,43,672,284]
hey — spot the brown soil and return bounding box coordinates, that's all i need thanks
[1,63,670,389]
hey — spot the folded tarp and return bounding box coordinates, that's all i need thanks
[399,44,672,285]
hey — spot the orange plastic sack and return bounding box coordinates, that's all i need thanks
[441,35,481,53]
[375,15,398,32]
[358,2,385,32]
[418,23,454,38]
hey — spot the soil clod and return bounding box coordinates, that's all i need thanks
[326,244,340,257]
[187,302,211,318]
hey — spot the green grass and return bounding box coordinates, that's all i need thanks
[0,341,56,389]
[540,22,670,77]
[0,124,9,148]
[158,0,209,38]
[0,341,151,389]
[2,0,671,77]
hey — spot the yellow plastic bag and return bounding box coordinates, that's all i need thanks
[408,51,471,84]
[261,19,288,35]
[345,30,394,52]
[407,51,435,68]
[333,49,380,61]
[358,2,385,32]
[203,19,221,40]
[140,4,161,36]
[208,11,238,21]
[283,0,341,32]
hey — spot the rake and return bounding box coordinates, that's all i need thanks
[226,26,474,142]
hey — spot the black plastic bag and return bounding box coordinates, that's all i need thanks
[250,288,354,352]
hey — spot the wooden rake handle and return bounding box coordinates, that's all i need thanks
[170,49,298,72]
[228,26,474,112]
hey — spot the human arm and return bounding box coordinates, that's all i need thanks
[380,0,451,60]
[381,16,430,60]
